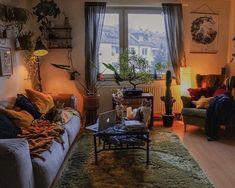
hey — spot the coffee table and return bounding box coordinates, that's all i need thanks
[93,125,150,165]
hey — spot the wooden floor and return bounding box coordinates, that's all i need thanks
[154,120,235,188]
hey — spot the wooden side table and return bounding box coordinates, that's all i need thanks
[113,93,154,128]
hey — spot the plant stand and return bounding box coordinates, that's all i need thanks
[84,95,100,126]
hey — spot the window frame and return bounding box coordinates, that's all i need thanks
[100,7,166,78]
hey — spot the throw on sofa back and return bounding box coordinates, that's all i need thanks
[196,74,225,89]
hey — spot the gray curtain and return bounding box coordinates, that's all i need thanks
[162,3,185,85]
[85,2,106,95]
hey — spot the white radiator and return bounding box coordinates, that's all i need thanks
[142,85,182,114]
[98,85,182,114]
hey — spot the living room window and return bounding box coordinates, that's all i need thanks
[99,7,169,76]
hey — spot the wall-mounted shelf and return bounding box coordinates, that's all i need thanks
[46,27,72,49]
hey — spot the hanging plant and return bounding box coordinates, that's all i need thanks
[33,0,60,35]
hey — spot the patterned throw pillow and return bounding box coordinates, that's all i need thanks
[25,89,54,114]
[0,108,34,128]
[15,94,41,119]
[191,96,214,109]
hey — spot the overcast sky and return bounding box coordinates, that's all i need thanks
[104,13,165,33]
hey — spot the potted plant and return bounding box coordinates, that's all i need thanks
[32,0,61,36]
[51,63,103,125]
[155,62,167,80]
[103,48,153,96]
[16,31,33,50]
[160,70,176,127]
[4,6,31,33]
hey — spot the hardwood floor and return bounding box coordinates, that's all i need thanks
[154,120,235,188]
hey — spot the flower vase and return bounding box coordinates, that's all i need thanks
[115,104,124,121]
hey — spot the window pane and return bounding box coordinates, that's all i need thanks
[128,14,169,74]
[99,13,119,74]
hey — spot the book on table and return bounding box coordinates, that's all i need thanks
[124,120,146,131]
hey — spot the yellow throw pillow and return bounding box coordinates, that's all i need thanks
[0,108,33,128]
[25,89,54,114]
[192,96,214,109]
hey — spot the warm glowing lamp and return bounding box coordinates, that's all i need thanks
[33,37,48,92]
[33,37,48,57]
[180,67,192,96]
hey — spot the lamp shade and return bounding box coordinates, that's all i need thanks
[180,67,192,96]
[33,37,48,57]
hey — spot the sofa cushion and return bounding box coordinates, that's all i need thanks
[0,113,21,139]
[0,108,34,128]
[15,94,41,119]
[191,96,214,109]
[63,115,81,145]
[0,138,34,188]
[181,108,207,118]
[25,89,54,114]
[32,131,69,188]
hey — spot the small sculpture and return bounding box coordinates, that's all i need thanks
[160,70,176,127]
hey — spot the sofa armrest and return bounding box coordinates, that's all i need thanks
[181,96,192,108]
[52,94,77,110]
[0,138,34,188]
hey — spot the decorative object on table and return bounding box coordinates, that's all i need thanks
[112,89,124,121]
[138,99,152,127]
[190,4,218,53]
[103,49,153,96]
[160,70,176,127]
[0,47,12,76]
[54,127,213,188]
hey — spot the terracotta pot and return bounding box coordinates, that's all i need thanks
[162,114,174,127]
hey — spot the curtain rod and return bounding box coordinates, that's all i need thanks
[107,3,188,7]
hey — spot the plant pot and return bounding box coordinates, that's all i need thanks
[162,114,174,127]
[83,95,100,126]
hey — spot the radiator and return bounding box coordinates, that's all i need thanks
[142,85,182,114]
[98,85,182,114]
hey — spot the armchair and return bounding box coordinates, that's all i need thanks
[181,74,225,132]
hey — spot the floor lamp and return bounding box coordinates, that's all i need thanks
[33,36,48,92]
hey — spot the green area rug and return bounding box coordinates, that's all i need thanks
[54,127,213,188]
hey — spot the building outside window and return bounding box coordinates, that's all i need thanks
[99,8,170,76]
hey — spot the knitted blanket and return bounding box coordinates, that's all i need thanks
[18,108,80,161]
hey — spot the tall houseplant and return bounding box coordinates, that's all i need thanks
[160,70,176,127]
[103,49,153,95]
[50,63,103,125]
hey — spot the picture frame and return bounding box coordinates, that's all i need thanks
[190,12,219,53]
[0,47,13,76]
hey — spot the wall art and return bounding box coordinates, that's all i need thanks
[190,12,219,53]
[0,47,13,76]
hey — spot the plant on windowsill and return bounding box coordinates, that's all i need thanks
[160,70,176,127]
[103,48,153,96]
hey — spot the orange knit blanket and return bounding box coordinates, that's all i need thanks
[18,119,65,161]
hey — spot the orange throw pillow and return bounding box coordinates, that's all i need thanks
[25,89,54,114]
[0,108,33,128]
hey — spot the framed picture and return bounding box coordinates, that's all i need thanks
[0,47,13,76]
[190,12,219,53]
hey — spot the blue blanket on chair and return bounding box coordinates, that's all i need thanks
[205,94,235,140]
